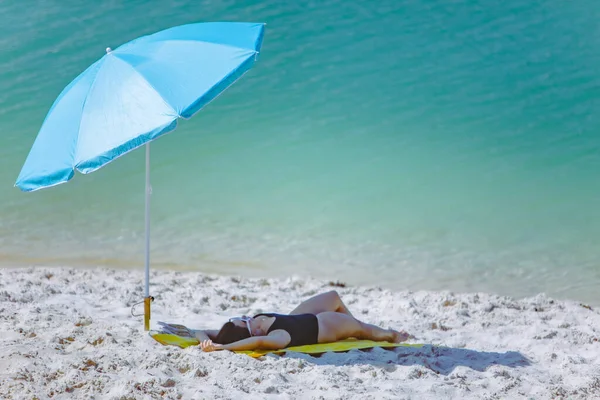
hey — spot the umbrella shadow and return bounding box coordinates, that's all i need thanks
[277,344,531,375]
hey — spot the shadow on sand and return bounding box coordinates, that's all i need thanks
[269,344,531,375]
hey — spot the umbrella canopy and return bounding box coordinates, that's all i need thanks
[15,21,265,330]
[16,22,265,191]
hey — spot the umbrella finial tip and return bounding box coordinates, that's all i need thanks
[106,47,112,54]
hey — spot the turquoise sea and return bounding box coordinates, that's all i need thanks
[1,1,599,304]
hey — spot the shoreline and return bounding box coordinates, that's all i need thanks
[1,266,600,399]
[1,260,599,308]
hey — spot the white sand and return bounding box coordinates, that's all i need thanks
[1,266,599,399]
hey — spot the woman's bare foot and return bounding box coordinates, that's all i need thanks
[390,329,412,343]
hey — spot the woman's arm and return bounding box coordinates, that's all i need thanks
[200,330,291,352]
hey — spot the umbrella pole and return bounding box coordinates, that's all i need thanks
[144,142,152,331]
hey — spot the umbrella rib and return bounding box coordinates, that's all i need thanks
[72,60,106,172]
[130,69,180,119]
[181,54,256,119]
[153,38,261,53]
[117,39,259,59]
[110,54,181,118]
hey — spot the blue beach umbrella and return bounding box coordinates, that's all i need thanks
[15,22,265,330]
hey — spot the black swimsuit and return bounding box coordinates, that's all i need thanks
[253,313,319,347]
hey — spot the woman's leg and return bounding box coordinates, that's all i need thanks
[289,290,354,317]
[316,312,409,343]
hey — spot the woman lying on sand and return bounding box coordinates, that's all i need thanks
[194,290,412,352]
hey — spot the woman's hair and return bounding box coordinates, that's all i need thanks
[214,322,251,344]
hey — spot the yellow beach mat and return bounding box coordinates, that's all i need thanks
[149,331,423,358]
[236,340,424,358]
[150,331,200,349]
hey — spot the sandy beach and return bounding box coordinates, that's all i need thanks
[1,266,599,399]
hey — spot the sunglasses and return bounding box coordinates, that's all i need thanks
[229,316,252,336]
